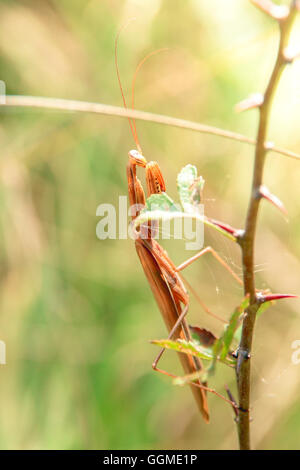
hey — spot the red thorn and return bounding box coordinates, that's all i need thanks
[258,293,298,303]
[259,185,287,216]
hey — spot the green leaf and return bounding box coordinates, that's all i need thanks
[177,164,205,213]
[207,296,249,375]
[151,338,214,360]
[209,337,224,375]
[234,300,272,343]
[151,338,235,366]
[220,296,250,361]
[134,184,237,243]
[144,193,180,213]
[256,300,272,318]
[133,193,182,231]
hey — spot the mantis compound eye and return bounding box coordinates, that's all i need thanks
[146,161,166,196]
[128,149,147,168]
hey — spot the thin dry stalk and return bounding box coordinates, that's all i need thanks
[1,95,300,162]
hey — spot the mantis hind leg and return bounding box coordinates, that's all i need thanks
[152,304,189,371]
[177,246,242,286]
[151,303,204,389]
[176,246,243,324]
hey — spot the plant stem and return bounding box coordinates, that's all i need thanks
[236,1,298,450]
[1,95,300,162]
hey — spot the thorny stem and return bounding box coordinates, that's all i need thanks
[1,95,300,162]
[236,1,298,450]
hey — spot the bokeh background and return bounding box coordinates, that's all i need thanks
[0,0,299,450]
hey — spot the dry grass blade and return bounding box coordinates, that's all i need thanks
[1,95,300,162]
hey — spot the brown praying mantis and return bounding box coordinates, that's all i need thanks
[114,35,249,422]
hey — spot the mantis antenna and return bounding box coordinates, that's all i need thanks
[131,48,168,151]
[115,19,168,154]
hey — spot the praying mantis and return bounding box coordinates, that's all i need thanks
[126,145,245,422]
[127,149,210,421]
[115,35,245,422]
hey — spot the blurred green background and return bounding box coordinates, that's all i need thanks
[0,0,299,450]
